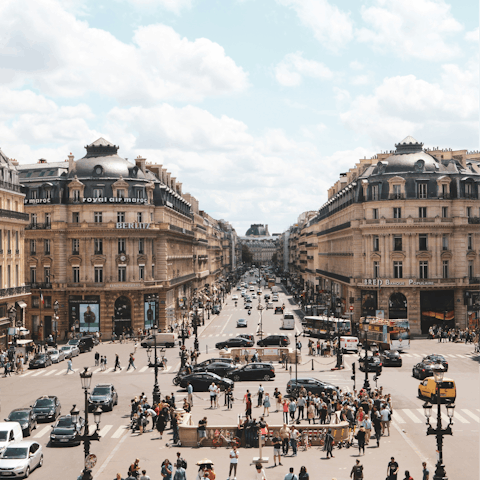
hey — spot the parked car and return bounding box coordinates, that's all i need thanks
[194,362,236,377]
[49,415,85,446]
[88,384,118,412]
[5,409,37,437]
[215,337,253,349]
[178,372,233,392]
[60,345,79,359]
[412,360,436,380]
[256,335,290,347]
[31,396,61,423]
[47,349,65,364]
[380,350,402,367]
[0,441,43,477]
[286,378,339,397]
[358,356,382,373]
[29,354,52,369]
[227,363,275,382]
[194,358,234,370]
[236,318,248,328]
[423,354,448,372]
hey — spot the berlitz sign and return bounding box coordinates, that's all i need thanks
[362,278,434,287]
[116,222,150,229]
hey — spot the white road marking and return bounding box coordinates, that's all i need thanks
[44,370,57,376]
[403,409,422,423]
[452,411,469,424]
[55,370,66,376]
[102,368,114,374]
[411,354,422,358]
[22,371,34,376]
[93,368,102,374]
[393,411,406,424]
[34,426,51,438]
[89,425,97,435]
[99,425,113,437]
[139,366,148,373]
[455,354,467,358]
[111,426,128,438]
[32,371,44,377]
[462,409,480,422]
[403,354,412,357]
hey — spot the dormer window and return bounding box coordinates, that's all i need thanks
[117,189,125,199]
[417,183,427,199]
[94,165,103,175]
[93,188,103,198]
[73,190,80,201]
[31,190,38,200]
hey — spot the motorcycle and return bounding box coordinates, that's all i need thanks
[248,310,251,315]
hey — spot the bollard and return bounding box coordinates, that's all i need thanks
[312,359,314,370]
[206,345,208,354]
[289,365,292,376]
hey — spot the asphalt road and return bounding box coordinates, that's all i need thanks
[0,277,477,479]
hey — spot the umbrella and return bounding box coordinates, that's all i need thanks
[196,458,214,466]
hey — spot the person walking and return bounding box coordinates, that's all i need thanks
[139,470,150,480]
[187,383,193,406]
[288,398,297,423]
[94,351,100,366]
[197,417,207,447]
[254,464,267,480]
[298,466,309,480]
[280,423,290,456]
[372,406,382,447]
[387,457,399,480]
[257,384,264,408]
[226,387,233,410]
[127,353,136,371]
[161,459,173,480]
[402,471,413,480]
[356,427,366,455]
[114,354,122,371]
[282,399,290,424]
[272,433,282,467]
[324,428,334,459]
[227,445,238,480]
[245,393,252,420]
[65,358,74,374]
[422,462,429,480]
[209,383,216,409]
[173,465,186,480]
[296,395,305,422]
[263,393,271,416]
[289,426,299,456]
[350,459,364,479]
[380,403,391,436]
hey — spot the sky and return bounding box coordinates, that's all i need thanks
[0,0,478,235]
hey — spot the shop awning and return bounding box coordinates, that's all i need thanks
[17,301,27,309]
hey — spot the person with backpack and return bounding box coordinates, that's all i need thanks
[127,353,136,371]
[350,459,364,479]
[283,467,298,480]
[94,351,100,366]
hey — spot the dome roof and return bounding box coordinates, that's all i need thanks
[68,138,147,180]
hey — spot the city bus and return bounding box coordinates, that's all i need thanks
[361,316,410,351]
[303,316,352,338]
[268,278,275,288]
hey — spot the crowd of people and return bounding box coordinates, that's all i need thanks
[429,325,478,344]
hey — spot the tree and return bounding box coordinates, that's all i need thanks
[271,253,278,266]
[241,244,253,265]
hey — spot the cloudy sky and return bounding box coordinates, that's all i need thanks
[1,0,478,234]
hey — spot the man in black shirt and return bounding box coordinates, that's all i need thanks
[387,457,399,480]
[272,434,282,466]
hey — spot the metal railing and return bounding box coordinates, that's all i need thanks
[26,222,51,230]
[0,209,29,221]
[0,285,31,298]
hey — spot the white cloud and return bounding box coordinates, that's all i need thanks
[275,52,333,86]
[465,27,479,42]
[350,74,371,86]
[356,0,463,61]
[0,0,248,103]
[349,60,364,70]
[124,0,193,14]
[277,0,353,52]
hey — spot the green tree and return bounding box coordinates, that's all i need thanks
[241,244,253,265]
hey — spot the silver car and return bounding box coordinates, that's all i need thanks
[47,349,65,363]
[60,345,79,359]
[0,441,43,478]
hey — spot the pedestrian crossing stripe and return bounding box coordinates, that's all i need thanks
[111,426,127,438]
[462,409,480,422]
[34,426,50,438]
[44,370,56,376]
[402,409,422,423]
[139,366,149,373]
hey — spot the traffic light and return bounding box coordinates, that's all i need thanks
[351,362,355,381]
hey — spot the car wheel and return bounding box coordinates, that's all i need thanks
[412,370,416,378]
[109,402,113,411]
[39,455,43,468]
[24,467,30,478]
[263,374,271,381]
[417,389,423,399]
[233,375,241,382]
[26,427,31,437]
[173,377,180,386]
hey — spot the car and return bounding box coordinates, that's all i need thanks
[379,350,402,367]
[272,296,279,302]
[227,363,276,382]
[47,349,65,364]
[244,303,252,310]
[194,362,236,377]
[264,293,270,300]
[232,294,239,300]
[49,415,85,446]
[178,372,234,392]
[60,345,79,358]
[418,377,456,403]
[0,441,43,478]
[423,354,448,372]
[236,286,241,291]
[274,307,283,314]
[257,290,262,295]
[31,396,61,422]
[236,319,248,328]
[266,302,274,310]
[67,339,79,347]
[215,337,254,349]
[5,409,37,437]
[358,356,382,373]
[251,294,256,299]
[88,384,118,411]
[286,378,339,397]
[241,291,246,297]
[78,336,95,353]
[237,334,255,343]
[256,335,290,347]
[194,358,235,370]
[212,305,221,315]
[412,360,436,380]
[28,353,52,369]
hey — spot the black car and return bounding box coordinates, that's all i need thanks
[194,362,236,377]
[227,363,275,382]
[286,378,339,396]
[244,303,252,310]
[88,384,118,411]
[212,305,221,315]
[256,335,290,347]
[274,307,283,314]
[31,396,61,422]
[215,337,253,349]
[194,358,235,369]
[29,353,52,369]
[412,360,436,380]
[5,408,37,437]
[358,356,383,373]
[423,354,448,372]
[380,350,403,367]
[78,336,95,353]
[49,415,85,446]
[178,372,233,392]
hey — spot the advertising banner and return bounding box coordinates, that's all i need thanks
[79,304,100,332]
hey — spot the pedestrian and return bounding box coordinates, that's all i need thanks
[161,459,172,480]
[274,388,282,412]
[350,459,364,479]
[228,444,238,480]
[173,465,186,480]
[263,393,271,416]
[114,354,122,371]
[289,426,299,456]
[356,427,366,455]
[298,466,309,480]
[226,387,233,410]
[422,462,429,480]
[372,406,382,447]
[215,384,220,409]
[288,398,297,423]
[283,399,290,423]
[402,471,413,480]
[94,351,100,366]
[380,403,391,436]
[245,393,252,419]
[254,464,267,480]
[115,474,125,480]
[387,457,399,480]
[280,423,290,456]
[66,359,74,374]
[209,383,216,408]
[324,428,334,459]
[139,470,150,480]
[197,417,207,447]
[257,384,264,407]
[272,433,282,467]
[127,353,136,371]
[128,459,140,479]
[296,395,305,421]
[283,467,298,480]
[307,401,315,424]
[187,383,193,406]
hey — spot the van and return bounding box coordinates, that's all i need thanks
[78,336,95,353]
[282,312,295,330]
[0,422,23,453]
[340,336,359,353]
[140,333,177,348]
[418,377,456,403]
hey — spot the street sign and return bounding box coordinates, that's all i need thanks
[349,306,354,311]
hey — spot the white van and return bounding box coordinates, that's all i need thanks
[141,333,177,348]
[282,312,295,330]
[0,422,23,453]
[340,336,359,353]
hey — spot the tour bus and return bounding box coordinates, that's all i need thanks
[281,312,295,330]
[303,316,352,338]
[362,316,411,351]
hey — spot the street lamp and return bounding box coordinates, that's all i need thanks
[362,317,370,392]
[76,368,102,480]
[146,325,161,404]
[8,307,16,347]
[423,364,454,480]
[53,301,59,345]
[257,300,265,342]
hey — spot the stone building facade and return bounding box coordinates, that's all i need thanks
[19,138,236,340]
[279,137,480,335]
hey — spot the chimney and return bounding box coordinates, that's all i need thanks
[68,153,74,172]
[135,155,146,174]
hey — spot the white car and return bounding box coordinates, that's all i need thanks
[266,302,274,309]
[47,349,65,363]
[232,294,239,300]
[0,441,43,478]
[60,345,79,358]
[272,296,279,302]
[251,294,256,299]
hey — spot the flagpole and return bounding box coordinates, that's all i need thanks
[39,288,43,348]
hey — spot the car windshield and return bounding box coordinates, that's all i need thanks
[56,418,74,427]
[2,447,27,459]
[207,373,222,380]
[34,354,46,360]
[68,340,79,345]
[35,399,54,407]
[8,412,27,421]
[49,350,59,355]
[92,388,110,395]
[60,346,70,351]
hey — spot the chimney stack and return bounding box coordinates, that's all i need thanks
[68,153,74,172]
[135,155,146,174]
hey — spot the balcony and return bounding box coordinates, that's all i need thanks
[0,181,22,193]
[26,222,51,230]
[414,218,434,223]
[169,225,194,236]
[0,209,29,222]
[469,278,480,285]
[389,193,405,200]
[468,217,480,224]
[28,282,53,289]
[0,285,31,298]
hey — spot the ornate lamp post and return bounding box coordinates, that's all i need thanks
[8,307,16,347]
[423,365,454,480]
[362,317,370,391]
[53,300,59,345]
[146,326,161,404]
[74,368,102,480]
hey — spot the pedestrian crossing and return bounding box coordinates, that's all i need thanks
[32,423,130,440]
[10,366,172,379]
[391,408,480,426]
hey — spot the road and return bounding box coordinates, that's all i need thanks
[0,277,476,479]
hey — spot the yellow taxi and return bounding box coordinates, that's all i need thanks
[418,377,456,403]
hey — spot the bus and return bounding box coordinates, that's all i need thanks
[282,312,295,330]
[268,278,275,288]
[303,316,352,338]
[362,317,410,351]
